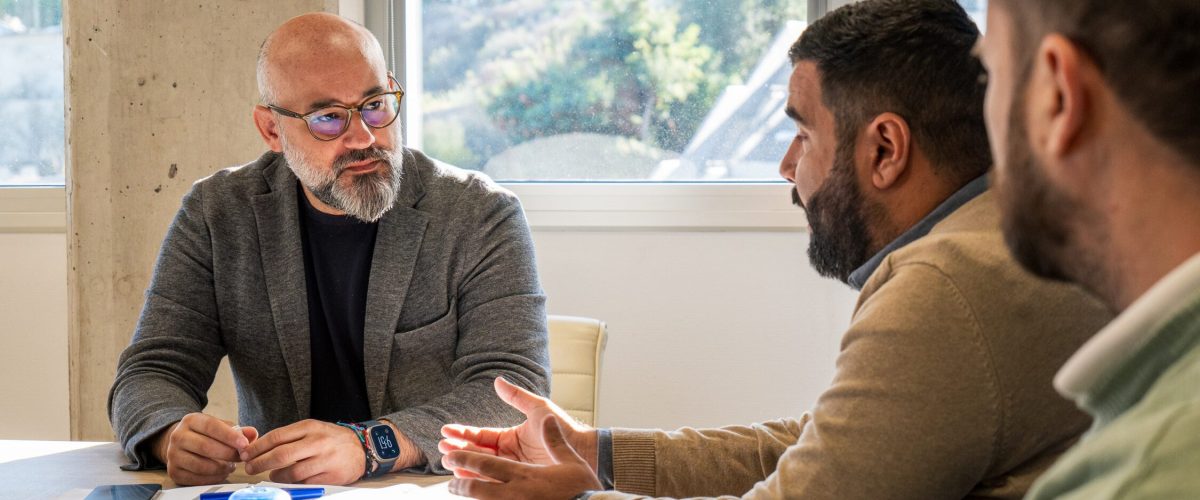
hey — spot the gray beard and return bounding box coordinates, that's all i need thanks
[281,134,403,223]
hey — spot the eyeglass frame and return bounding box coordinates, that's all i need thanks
[263,76,405,142]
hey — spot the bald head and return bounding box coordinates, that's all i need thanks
[256,12,388,105]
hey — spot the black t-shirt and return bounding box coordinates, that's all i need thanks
[297,183,377,423]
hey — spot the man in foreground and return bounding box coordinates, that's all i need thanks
[438,1,1112,498]
[108,13,550,485]
[979,0,1200,497]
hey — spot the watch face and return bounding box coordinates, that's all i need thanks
[369,425,401,460]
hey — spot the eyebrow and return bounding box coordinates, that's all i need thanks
[785,105,806,126]
[305,85,388,113]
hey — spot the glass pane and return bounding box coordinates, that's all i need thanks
[0,0,64,186]
[420,0,807,181]
[960,0,986,31]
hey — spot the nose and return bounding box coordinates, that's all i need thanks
[778,138,802,183]
[340,110,377,150]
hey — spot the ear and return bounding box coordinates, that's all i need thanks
[1029,34,1088,161]
[863,112,911,190]
[253,105,284,152]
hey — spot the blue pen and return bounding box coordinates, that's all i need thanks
[197,487,325,500]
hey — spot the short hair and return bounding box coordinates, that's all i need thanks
[998,0,1200,168]
[256,36,277,104]
[789,0,992,184]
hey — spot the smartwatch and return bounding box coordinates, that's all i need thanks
[339,420,401,478]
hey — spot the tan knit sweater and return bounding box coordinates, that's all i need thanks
[596,191,1112,500]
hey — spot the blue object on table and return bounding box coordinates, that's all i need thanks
[198,486,325,500]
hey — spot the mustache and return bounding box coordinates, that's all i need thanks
[332,146,391,174]
[791,187,805,210]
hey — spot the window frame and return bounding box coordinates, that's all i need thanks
[371,0,832,231]
[0,187,66,233]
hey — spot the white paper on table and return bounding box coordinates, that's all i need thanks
[146,482,356,500]
[324,481,467,499]
[60,481,462,500]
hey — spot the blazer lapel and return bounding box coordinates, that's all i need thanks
[253,158,311,420]
[364,151,430,417]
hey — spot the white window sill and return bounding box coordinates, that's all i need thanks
[504,183,807,231]
[0,187,66,233]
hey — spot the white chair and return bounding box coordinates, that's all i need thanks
[205,315,610,426]
[547,315,608,426]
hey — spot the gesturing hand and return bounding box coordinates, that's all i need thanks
[444,415,603,500]
[155,412,258,486]
[241,419,365,485]
[439,377,598,472]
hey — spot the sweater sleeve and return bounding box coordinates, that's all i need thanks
[107,182,226,469]
[598,261,1001,499]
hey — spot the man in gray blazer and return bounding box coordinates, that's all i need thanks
[108,12,550,486]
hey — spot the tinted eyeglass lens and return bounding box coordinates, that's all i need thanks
[306,108,350,139]
[361,93,400,128]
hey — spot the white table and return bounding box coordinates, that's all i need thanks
[0,440,453,499]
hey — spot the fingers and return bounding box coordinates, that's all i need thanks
[244,441,318,476]
[188,413,250,451]
[239,426,260,444]
[448,477,505,500]
[439,436,498,456]
[442,450,519,482]
[540,416,585,466]
[441,423,505,450]
[242,421,307,461]
[268,456,327,484]
[167,448,234,486]
[494,377,548,416]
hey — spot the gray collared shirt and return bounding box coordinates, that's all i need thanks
[847,175,990,290]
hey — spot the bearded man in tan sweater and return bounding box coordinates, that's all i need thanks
[437,1,1112,498]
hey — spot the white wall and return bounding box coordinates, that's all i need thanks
[533,230,857,429]
[0,232,69,440]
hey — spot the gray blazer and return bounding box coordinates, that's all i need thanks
[108,149,550,473]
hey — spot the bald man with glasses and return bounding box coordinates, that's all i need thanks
[107,12,550,486]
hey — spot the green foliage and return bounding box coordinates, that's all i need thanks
[423,118,480,168]
[485,0,728,151]
[680,0,806,76]
[421,0,806,161]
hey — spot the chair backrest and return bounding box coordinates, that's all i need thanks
[547,315,608,426]
[205,316,611,427]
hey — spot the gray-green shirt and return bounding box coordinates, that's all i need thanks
[1027,253,1200,499]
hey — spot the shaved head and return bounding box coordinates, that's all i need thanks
[257,12,387,105]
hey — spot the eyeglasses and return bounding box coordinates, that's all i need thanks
[265,79,405,141]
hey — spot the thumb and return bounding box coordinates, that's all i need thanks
[540,415,585,466]
[494,377,547,417]
[240,426,259,444]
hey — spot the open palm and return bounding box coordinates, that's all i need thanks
[440,377,594,468]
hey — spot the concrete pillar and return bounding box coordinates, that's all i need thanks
[66,0,338,441]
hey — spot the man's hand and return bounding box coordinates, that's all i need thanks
[241,419,365,485]
[444,415,603,500]
[439,377,598,473]
[153,413,258,486]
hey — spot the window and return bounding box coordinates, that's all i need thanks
[411,0,808,182]
[960,0,986,31]
[0,0,64,186]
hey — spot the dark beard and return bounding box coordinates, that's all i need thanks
[804,143,882,285]
[995,88,1080,283]
[995,85,1113,305]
